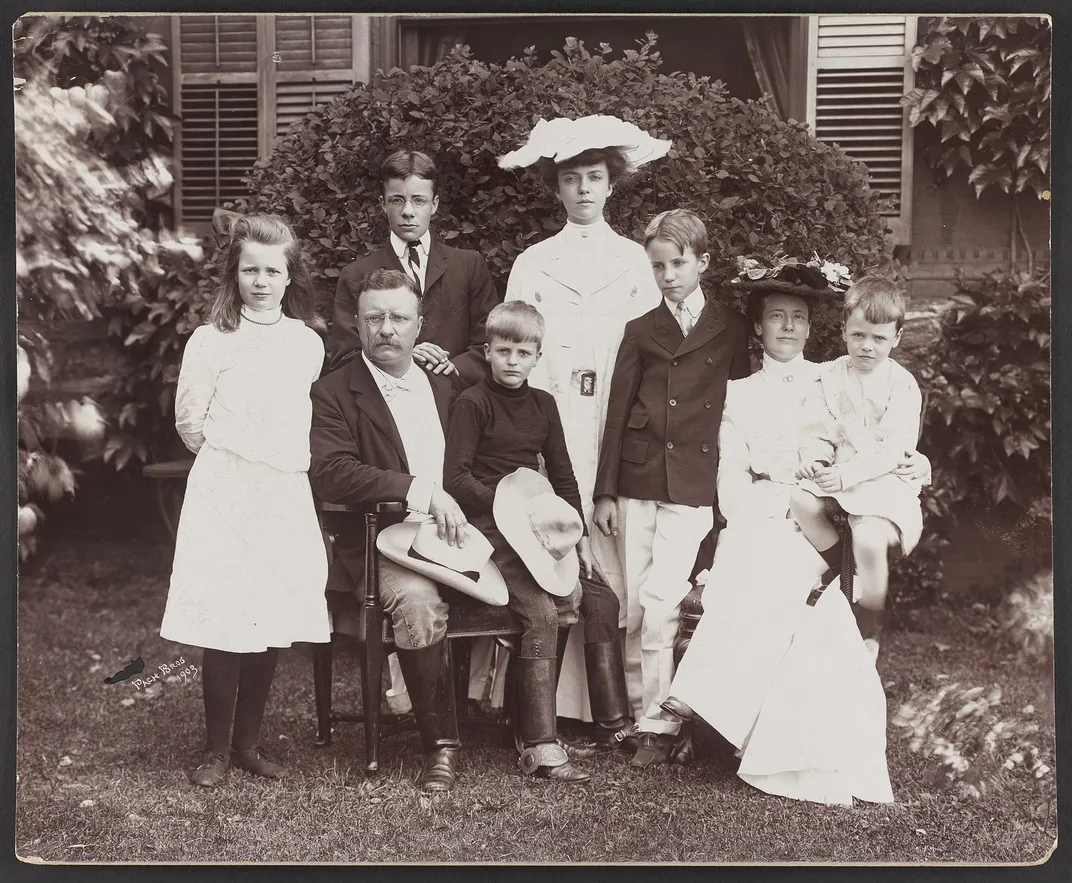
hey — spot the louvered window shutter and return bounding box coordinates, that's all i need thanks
[267,15,364,149]
[806,15,917,245]
[173,15,368,228]
[173,15,261,227]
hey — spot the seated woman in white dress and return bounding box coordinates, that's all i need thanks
[638,257,930,806]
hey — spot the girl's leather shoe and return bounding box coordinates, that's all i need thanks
[189,751,229,787]
[231,746,286,779]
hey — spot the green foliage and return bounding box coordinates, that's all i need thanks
[13,15,173,167]
[918,267,1050,509]
[901,16,1050,200]
[106,240,217,466]
[241,35,892,362]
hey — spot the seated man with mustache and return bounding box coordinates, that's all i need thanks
[310,267,469,792]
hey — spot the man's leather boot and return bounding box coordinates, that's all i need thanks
[395,641,461,792]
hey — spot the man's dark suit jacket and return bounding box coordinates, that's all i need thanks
[594,295,751,508]
[309,356,456,616]
[328,239,499,384]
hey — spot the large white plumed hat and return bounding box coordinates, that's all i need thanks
[497,114,672,171]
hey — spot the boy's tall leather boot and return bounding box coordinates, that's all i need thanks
[584,637,635,750]
[395,641,461,792]
[517,655,589,782]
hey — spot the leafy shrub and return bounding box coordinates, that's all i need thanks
[902,17,1049,201]
[892,681,1054,820]
[240,35,893,361]
[998,569,1053,671]
[918,267,1050,509]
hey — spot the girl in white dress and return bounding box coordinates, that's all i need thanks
[161,213,331,787]
[498,116,669,743]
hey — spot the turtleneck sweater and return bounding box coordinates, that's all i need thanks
[443,376,586,531]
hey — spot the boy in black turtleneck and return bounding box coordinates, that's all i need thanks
[444,301,628,781]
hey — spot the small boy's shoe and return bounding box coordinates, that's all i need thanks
[231,746,286,779]
[188,751,229,788]
[863,637,881,666]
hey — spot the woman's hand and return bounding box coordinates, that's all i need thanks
[576,535,608,583]
[892,449,931,483]
[593,495,618,537]
[796,460,823,481]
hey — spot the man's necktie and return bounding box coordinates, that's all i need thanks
[407,242,422,294]
[676,301,693,337]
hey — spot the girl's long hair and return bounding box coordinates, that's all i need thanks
[208,214,325,333]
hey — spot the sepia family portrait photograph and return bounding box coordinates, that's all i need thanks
[8,3,1063,869]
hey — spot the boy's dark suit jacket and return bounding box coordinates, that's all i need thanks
[327,239,500,384]
[309,356,456,616]
[595,295,751,508]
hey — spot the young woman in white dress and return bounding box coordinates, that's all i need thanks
[649,262,930,805]
[160,213,331,787]
[498,116,670,742]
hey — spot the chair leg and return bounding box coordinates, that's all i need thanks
[452,637,471,716]
[362,621,387,776]
[312,639,333,746]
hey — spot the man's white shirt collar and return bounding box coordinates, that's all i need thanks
[664,285,705,319]
[390,230,431,261]
[362,351,422,398]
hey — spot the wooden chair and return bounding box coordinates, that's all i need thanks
[312,501,524,775]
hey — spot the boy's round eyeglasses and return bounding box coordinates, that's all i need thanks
[384,196,433,209]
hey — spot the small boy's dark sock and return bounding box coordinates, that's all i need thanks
[853,604,885,642]
[818,540,843,586]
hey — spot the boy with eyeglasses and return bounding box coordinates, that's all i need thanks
[329,150,500,385]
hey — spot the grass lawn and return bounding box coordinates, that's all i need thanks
[16,533,1057,864]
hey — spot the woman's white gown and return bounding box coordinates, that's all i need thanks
[669,352,894,805]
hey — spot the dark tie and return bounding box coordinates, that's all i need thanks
[407,242,422,294]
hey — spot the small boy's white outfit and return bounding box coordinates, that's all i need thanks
[797,355,924,554]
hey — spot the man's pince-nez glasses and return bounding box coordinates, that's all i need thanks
[384,195,433,209]
[360,312,416,329]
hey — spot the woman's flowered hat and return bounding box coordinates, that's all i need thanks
[729,252,852,298]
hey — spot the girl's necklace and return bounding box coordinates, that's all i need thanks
[242,309,282,326]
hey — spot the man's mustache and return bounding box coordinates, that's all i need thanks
[373,335,401,347]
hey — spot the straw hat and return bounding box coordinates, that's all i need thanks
[493,468,584,597]
[376,519,509,607]
[497,115,671,170]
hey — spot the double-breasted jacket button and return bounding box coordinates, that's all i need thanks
[701,443,710,453]
[705,357,713,365]
[666,441,674,450]
[704,401,712,409]
[669,399,677,407]
[672,359,679,367]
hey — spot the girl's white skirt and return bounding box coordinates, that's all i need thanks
[160,444,331,653]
